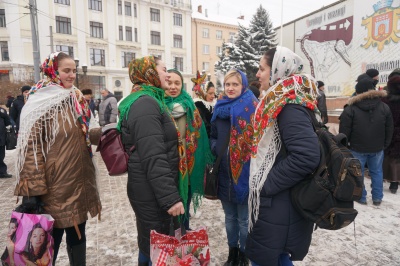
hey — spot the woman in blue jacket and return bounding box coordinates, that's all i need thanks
[210,69,258,265]
[246,46,320,266]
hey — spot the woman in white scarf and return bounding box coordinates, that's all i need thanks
[245,46,321,266]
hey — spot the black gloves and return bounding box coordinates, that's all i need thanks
[15,196,44,214]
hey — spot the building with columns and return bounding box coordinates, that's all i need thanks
[0,0,192,99]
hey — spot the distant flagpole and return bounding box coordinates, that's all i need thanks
[280,0,283,45]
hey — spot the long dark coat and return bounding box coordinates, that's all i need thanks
[120,95,181,257]
[245,104,320,266]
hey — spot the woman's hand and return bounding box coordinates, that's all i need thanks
[167,202,185,216]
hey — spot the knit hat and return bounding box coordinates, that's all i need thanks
[21,85,31,93]
[317,81,324,88]
[355,77,375,94]
[366,68,379,78]
[81,89,93,95]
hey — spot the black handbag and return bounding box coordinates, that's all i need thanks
[5,126,17,150]
[204,133,230,200]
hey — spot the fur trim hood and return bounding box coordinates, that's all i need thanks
[348,90,387,106]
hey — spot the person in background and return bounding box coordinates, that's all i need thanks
[316,81,328,124]
[0,105,11,178]
[14,52,102,265]
[366,68,380,88]
[194,81,216,137]
[118,56,184,265]
[339,77,393,206]
[382,71,400,193]
[249,81,261,99]
[9,85,31,132]
[246,46,320,266]
[99,89,118,126]
[165,69,213,230]
[81,89,96,118]
[210,69,258,265]
[6,95,14,109]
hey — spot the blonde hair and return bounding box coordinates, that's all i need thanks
[224,69,242,85]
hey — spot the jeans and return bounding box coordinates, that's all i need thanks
[139,250,152,265]
[351,150,384,202]
[53,222,86,264]
[221,200,248,252]
[251,253,293,266]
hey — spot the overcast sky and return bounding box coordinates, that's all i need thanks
[191,0,339,27]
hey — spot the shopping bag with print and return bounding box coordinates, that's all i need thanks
[1,211,54,266]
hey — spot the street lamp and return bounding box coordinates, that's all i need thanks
[74,58,79,87]
[207,73,211,81]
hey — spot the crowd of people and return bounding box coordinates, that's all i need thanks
[0,46,399,266]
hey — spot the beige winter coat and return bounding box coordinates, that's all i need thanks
[14,108,102,229]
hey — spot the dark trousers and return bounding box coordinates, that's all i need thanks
[52,222,86,264]
[0,145,7,175]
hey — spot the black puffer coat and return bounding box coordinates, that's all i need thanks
[339,90,393,153]
[246,105,320,265]
[9,95,24,131]
[382,76,400,157]
[0,107,11,146]
[120,95,181,257]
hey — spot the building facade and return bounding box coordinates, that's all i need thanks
[191,5,246,87]
[0,0,192,99]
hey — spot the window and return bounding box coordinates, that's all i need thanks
[134,4,137,17]
[121,52,135,67]
[203,45,209,54]
[150,31,161,45]
[54,0,70,5]
[174,57,183,72]
[216,46,222,55]
[125,2,132,16]
[56,45,74,58]
[173,34,182,48]
[56,16,71,34]
[119,26,123,40]
[1,42,9,61]
[152,54,162,60]
[202,28,209,38]
[216,30,222,39]
[150,8,160,22]
[90,21,103,38]
[0,10,5,28]
[229,32,236,42]
[126,26,132,41]
[173,13,182,26]
[90,48,105,66]
[89,0,102,11]
[202,62,209,71]
[134,28,138,42]
[118,0,122,15]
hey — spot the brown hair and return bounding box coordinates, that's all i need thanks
[57,52,73,64]
[262,47,277,67]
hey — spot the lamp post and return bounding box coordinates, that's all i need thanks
[81,64,88,90]
[207,73,211,82]
[74,58,79,87]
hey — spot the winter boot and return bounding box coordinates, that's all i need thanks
[238,250,249,266]
[66,242,86,266]
[390,182,398,194]
[224,247,239,266]
[138,263,150,266]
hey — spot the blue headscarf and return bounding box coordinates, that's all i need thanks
[212,69,258,203]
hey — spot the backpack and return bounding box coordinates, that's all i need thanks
[96,124,135,176]
[290,110,363,230]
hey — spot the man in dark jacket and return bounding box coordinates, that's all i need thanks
[10,85,31,132]
[81,89,96,117]
[5,95,14,108]
[316,81,328,124]
[339,78,393,206]
[0,106,12,178]
[99,89,118,126]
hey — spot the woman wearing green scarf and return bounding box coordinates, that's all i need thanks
[118,56,184,266]
[165,69,214,230]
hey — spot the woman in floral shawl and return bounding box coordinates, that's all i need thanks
[118,56,184,266]
[165,69,213,230]
[14,52,101,265]
[245,46,321,266]
[210,69,258,265]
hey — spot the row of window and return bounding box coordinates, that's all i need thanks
[53,44,184,71]
[203,28,236,42]
[203,45,223,55]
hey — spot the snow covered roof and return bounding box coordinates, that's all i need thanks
[192,10,250,27]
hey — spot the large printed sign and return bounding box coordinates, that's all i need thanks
[361,0,400,52]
